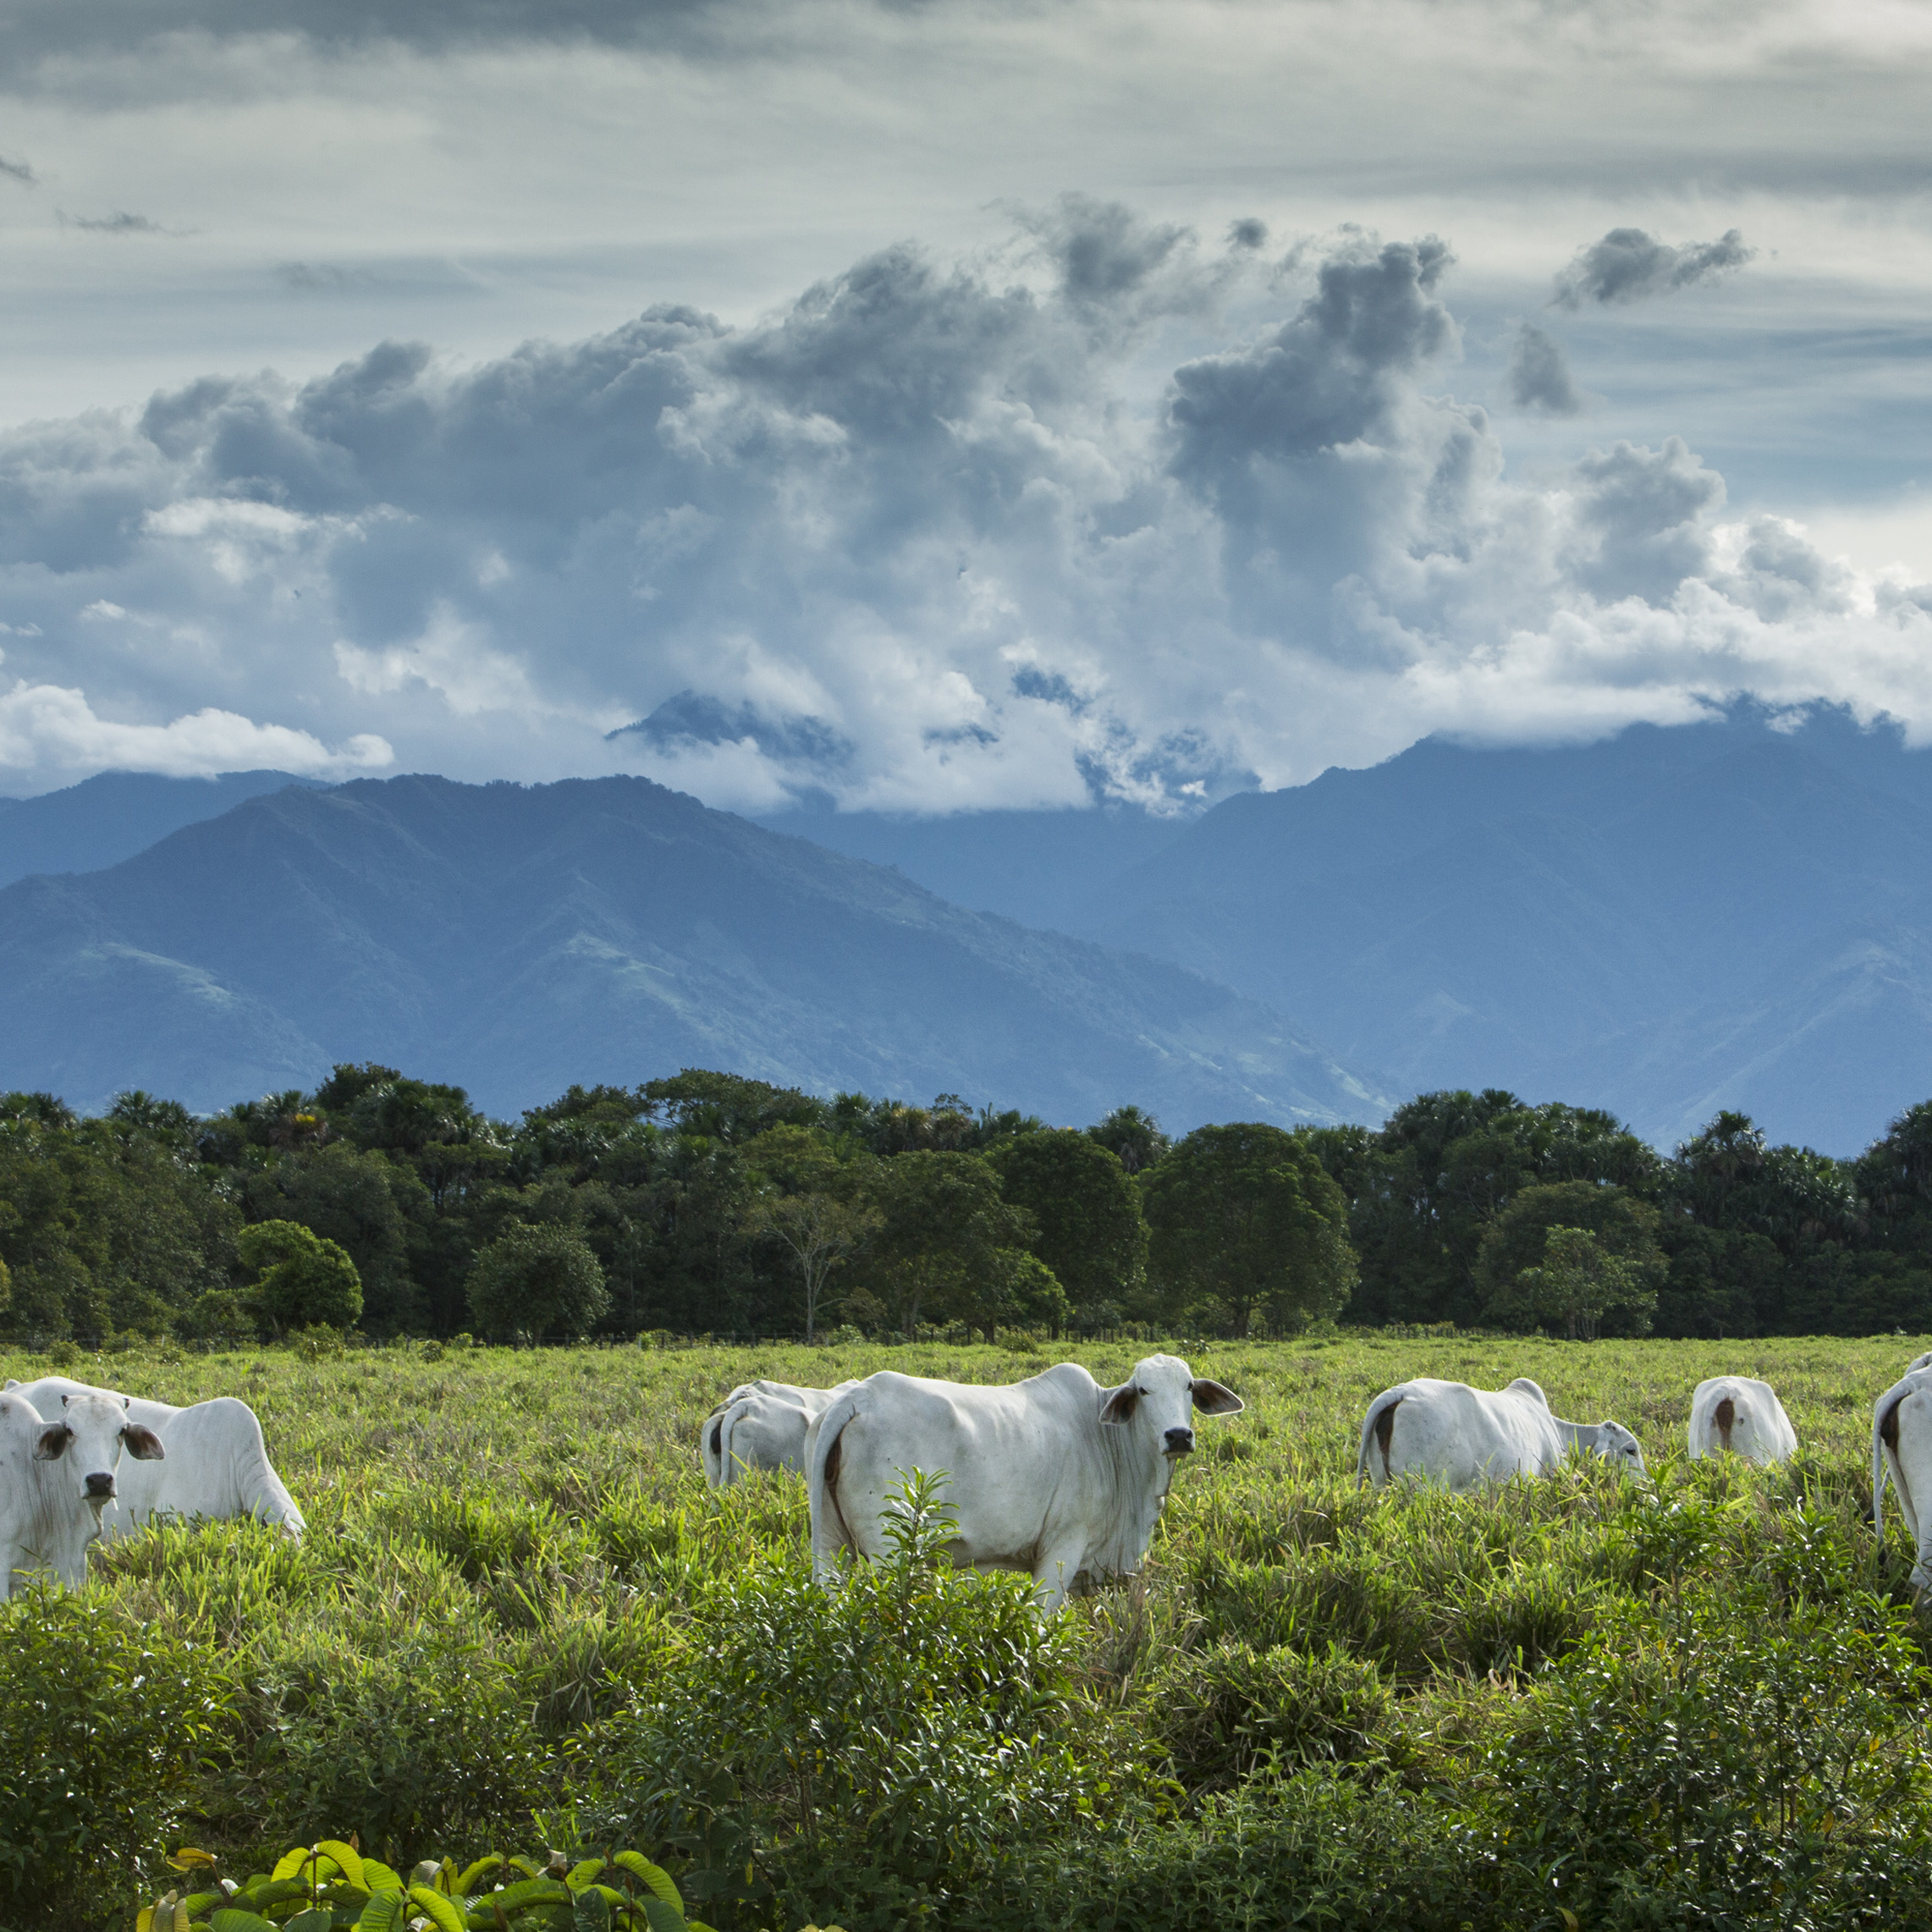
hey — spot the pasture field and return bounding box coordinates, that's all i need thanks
[8,1329,1932,1932]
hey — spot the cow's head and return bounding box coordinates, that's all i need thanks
[34,1393,164,1508]
[1099,1353,1244,1459]
[1591,1419,1646,1481]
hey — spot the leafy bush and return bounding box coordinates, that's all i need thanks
[0,1593,228,1930]
[1146,1639,1394,1790]
[596,1473,1121,1932]
[220,1637,562,1861]
[238,1221,363,1333]
[468,1227,608,1343]
[139,1838,719,1932]
[1489,1582,1932,1928]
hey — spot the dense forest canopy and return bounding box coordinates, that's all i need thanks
[1,1066,1929,1345]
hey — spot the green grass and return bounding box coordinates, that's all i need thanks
[9,1329,1932,1929]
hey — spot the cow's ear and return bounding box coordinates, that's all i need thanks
[122,1424,166,1461]
[1099,1384,1139,1426]
[1192,1379,1244,1417]
[3,1379,18,1390]
[34,1423,74,1462]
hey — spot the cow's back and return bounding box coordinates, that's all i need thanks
[821,1365,1101,1568]
[107,1396,305,1540]
[1379,1378,1563,1489]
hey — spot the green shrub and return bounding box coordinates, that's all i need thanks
[175,1288,263,1345]
[0,1593,228,1930]
[1145,1639,1395,1790]
[139,1837,718,1932]
[468,1227,608,1343]
[1489,1582,1932,1928]
[238,1221,363,1333]
[221,1637,562,1862]
[596,1473,1123,1932]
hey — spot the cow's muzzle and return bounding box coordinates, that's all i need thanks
[1164,1427,1195,1456]
[85,1472,116,1500]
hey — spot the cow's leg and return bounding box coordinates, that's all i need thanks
[0,1541,30,1599]
[1030,1537,1088,1614]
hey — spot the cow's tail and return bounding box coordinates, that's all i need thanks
[1714,1393,1737,1456]
[1357,1390,1404,1489]
[806,1385,866,1588]
[701,1405,728,1489]
[711,1400,751,1490]
[1876,1382,1906,1537]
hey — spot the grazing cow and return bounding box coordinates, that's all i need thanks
[807,1353,1243,1612]
[3,1376,304,1541]
[0,1388,165,1597]
[702,1379,858,1489]
[1687,1375,1797,1464]
[1357,1377,1647,1490]
[1873,1366,1932,1592]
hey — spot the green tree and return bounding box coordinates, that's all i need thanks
[854,1151,1038,1340]
[1087,1105,1170,1175]
[1474,1181,1665,1336]
[238,1219,364,1331]
[742,1124,882,1344]
[988,1129,1148,1332]
[1140,1123,1357,1336]
[467,1223,609,1342]
[641,1069,828,1144]
[243,1142,424,1333]
[1489,1225,1645,1340]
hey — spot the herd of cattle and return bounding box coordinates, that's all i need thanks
[708,1349,1932,1604]
[7,1350,1932,1605]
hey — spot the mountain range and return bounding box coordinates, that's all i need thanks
[8,708,1932,1151]
[777,712,1932,1153]
[0,770,327,889]
[0,774,1379,1127]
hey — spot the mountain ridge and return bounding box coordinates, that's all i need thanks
[0,772,1387,1129]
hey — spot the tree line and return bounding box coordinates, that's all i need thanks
[0,1066,1927,1344]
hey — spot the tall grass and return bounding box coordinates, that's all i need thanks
[5,1329,1932,1929]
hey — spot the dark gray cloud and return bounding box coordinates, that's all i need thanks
[0,0,729,72]
[1228,217,1269,250]
[1552,226,1754,310]
[276,261,381,291]
[0,155,36,184]
[1506,322,1583,415]
[61,210,167,234]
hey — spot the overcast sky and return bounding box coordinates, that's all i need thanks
[3,0,1931,808]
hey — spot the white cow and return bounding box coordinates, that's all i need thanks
[1907,1350,1932,1375]
[0,1388,165,1597]
[3,1376,304,1541]
[702,1379,857,1489]
[806,1353,1243,1612]
[1357,1377,1647,1490]
[1873,1366,1932,1592]
[1687,1375,1797,1464]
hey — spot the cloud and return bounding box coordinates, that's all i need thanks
[275,261,381,292]
[0,155,35,185]
[0,206,1928,806]
[0,681,391,781]
[1552,227,1755,310]
[60,209,168,235]
[1506,322,1583,416]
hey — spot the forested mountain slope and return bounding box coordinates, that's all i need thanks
[0,773,1384,1126]
[0,769,322,887]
